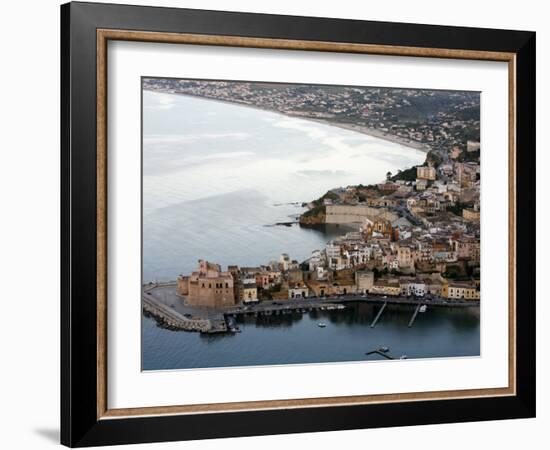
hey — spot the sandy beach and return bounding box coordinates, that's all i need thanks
[144,88,430,155]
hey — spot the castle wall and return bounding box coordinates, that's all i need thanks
[326,205,398,224]
[187,276,236,308]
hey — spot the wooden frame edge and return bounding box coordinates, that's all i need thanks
[96,28,517,420]
[97,28,515,61]
[97,29,108,419]
[100,387,515,419]
[508,56,517,396]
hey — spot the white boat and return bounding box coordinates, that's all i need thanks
[318,322,327,328]
[419,305,427,313]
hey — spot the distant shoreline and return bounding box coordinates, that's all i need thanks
[307,118,429,153]
[144,88,430,155]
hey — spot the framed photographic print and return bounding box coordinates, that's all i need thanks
[61,1,536,447]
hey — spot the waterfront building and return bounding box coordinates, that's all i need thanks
[369,279,401,296]
[399,276,428,297]
[442,282,480,300]
[177,260,236,308]
[355,270,374,294]
[288,283,309,299]
[399,277,412,296]
[425,275,444,296]
[409,278,426,296]
[242,282,258,303]
[305,279,331,297]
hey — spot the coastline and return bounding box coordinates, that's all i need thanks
[144,88,430,155]
[144,87,429,233]
[306,118,430,153]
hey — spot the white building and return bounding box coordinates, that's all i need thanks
[308,249,323,272]
[400,278,426,297]
[279,253,291,271]
[288,285,309,299]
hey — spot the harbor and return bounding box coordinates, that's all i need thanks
[143,283,479,335]
[142,291,480,370]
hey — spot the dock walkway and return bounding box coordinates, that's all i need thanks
[370,302,387,328]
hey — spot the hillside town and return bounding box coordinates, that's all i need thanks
[143,79,481,311]
[176,153,481,309]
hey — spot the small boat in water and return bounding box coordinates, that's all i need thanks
[400,354,408,360]
[318,322,327,328]
[379,346,390,353]
[419,305,427,313]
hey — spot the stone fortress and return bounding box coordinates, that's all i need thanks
[177,260,236,308]
[325,204,398,224]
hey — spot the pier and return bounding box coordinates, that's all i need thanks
[370,302,387,328]
[408,304,422,327]
[365,349,394,360]
[142,294,211,332]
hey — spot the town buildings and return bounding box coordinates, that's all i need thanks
[416,165,436,181]
[355,270,374,294]
[442,282,480,300]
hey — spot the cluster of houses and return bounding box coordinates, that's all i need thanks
[323,223,479,272]
[176,248,479,309]
[177,152,481,309]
